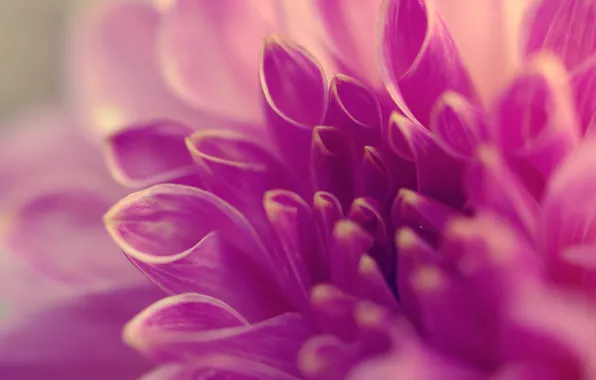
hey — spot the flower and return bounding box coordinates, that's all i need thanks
[73,0,596,379]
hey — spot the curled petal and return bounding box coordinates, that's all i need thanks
[541,138,596,284]
[125,294,311,376]
[309,284,358,341]
[325,75,382,148]
[430,91,488,160]
[392,188,457,245]
[467,146,540,239]
[496,54,580,179]
[380,0,475,126]
[186,129,292,219]
[313,192,343,252]
[389,113,465,207]
[359,146,392,202]
[356,255,400,311]
[264,190,325,307]
[311,126,356,208]
[329,220,374,294]
[105,184,288,320]
[394,227,439,323]
[261,35,327,178]
[158,0,281,123]
[105,121,196,187]
[140,357,300,380]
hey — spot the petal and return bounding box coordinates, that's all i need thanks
[380,0,475,126]
[430,91,489,160]
[126,295,312,376]
[356,255,400,311]
[105,120,197,187]
[496,54,580,179]
[261,35,328,177]
[314,0,384,89]
[309,284,358,341]
[264,190,327,287]
[298,335,355,380]
[68,0,215,136]
[140,357,300,380]
[105,184,290,320]
[0,285,161,380]
[329,220,374,294]
[311,126,356,209]
[359,146,392,203]
[388,113,465,207]
[313,191,344,252]
[467,146,540,239]
[186,129,293,220]
[158,0,280,123]
[541,138,596,283]
[324,75,382,148]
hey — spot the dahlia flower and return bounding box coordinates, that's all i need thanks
[100,0,596,378]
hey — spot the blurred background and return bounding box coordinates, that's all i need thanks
[0,0,76,122]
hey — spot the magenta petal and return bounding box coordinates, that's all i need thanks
[356,255,400,311]
[105,184,289,320]
[467,146,540,239]
[186,129,292,220]
[329,220,374,294]
[126,295,311,376]
[310,284,358,341]
[313,191,344,252]
[311,126,355,208]
[541,138,596,283]
[496,54,580,179]
[325,75,382,149]
[140,357,301,380]
[380,0,475,126]
[261,35,327,177]
[389,113,465,207]
[265,190,328,285]
[430,91,488,160]
[359,146,392,202]
[105,121,196,187]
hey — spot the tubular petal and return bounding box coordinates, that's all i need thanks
[105,121,197,187]
[380,0,475,126]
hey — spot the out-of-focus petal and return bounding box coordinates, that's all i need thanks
[125,294,311,376]
[0,285,162,380]
[105,121,197,187]
[105,184,290,320]
[140,357,300,380]
[68,0,217,137]
[0,106,143,288]
[314,0,384,89]
[380,0,475,126]
[434,0,533,105]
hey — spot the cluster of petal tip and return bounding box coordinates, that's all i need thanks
[102,0,596,379]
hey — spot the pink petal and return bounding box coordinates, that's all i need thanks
[68,1,215,137]
[309,284,358,341]
[105,184,290,320]
[125,294,311,376]
[298,335,354,380]
[313,191,344,252]
[380,0,475,126]
[359,146,392,203]
[105,121,197,187]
